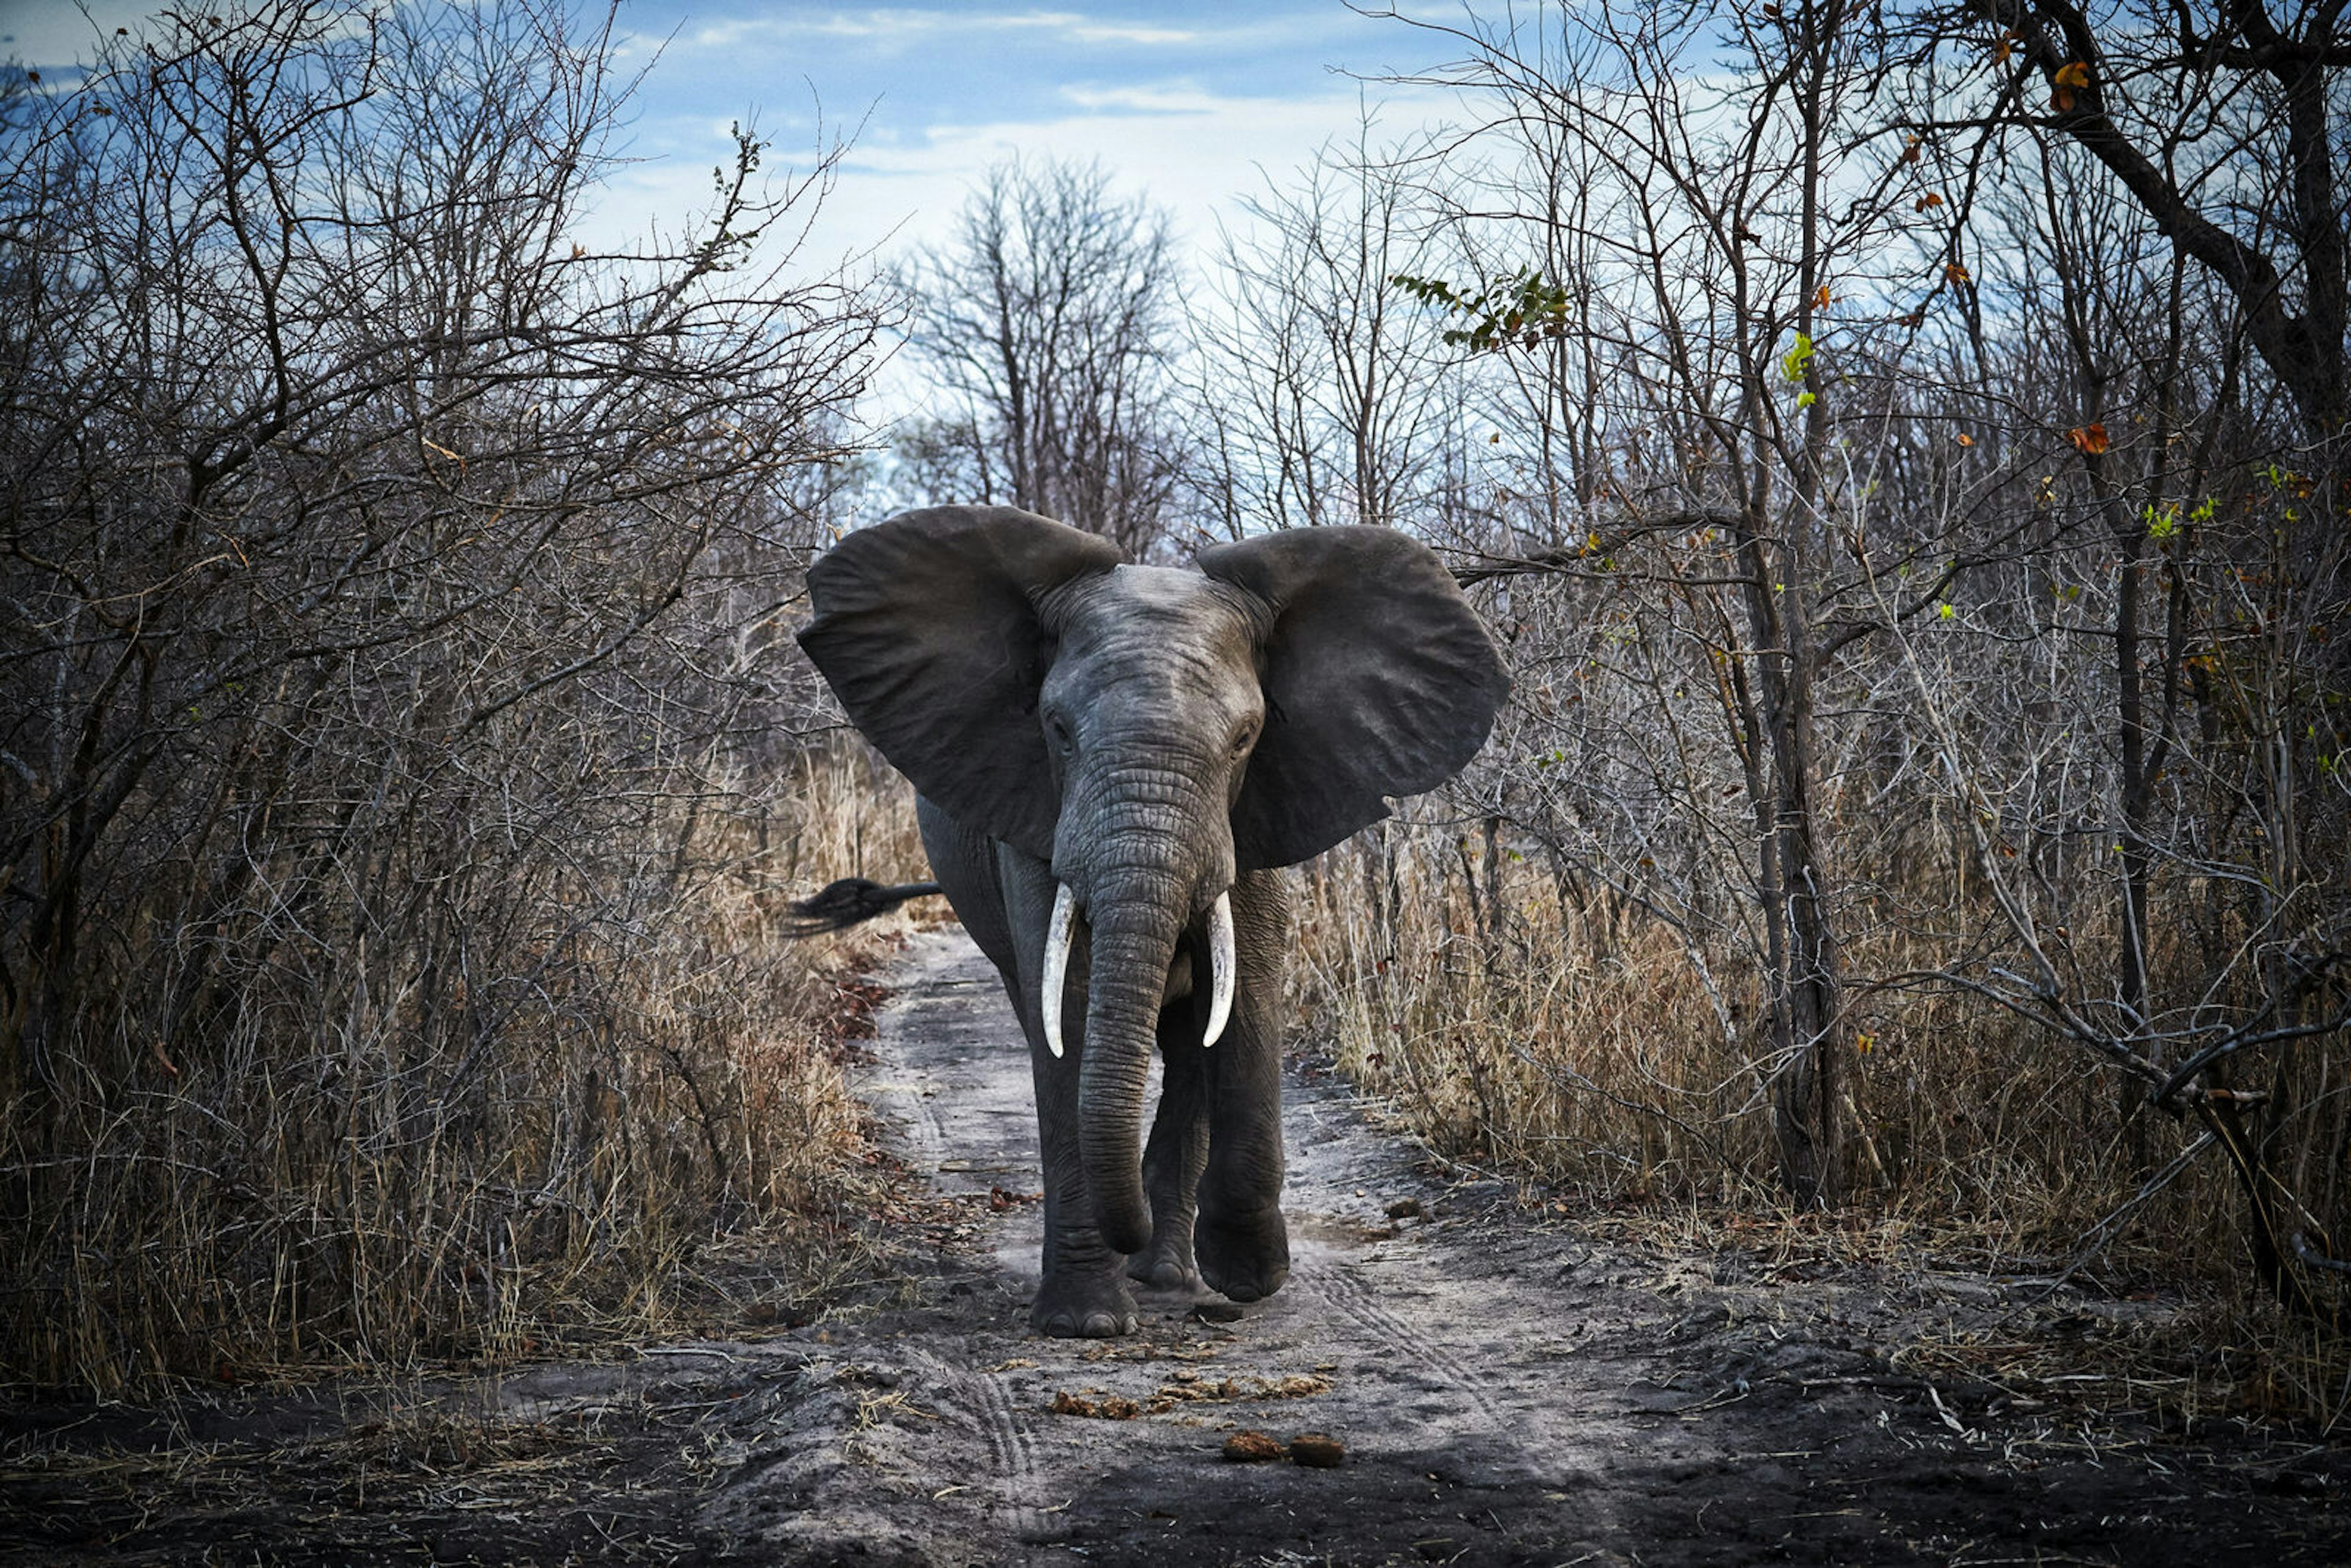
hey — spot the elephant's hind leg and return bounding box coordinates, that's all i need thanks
[1129,1003,1212,1292]
[1193,869,1292,1304]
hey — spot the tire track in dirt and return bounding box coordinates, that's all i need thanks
[965,1360,1049,1545]
[1289,1258,1526,1460]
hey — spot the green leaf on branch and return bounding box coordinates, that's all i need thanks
[1391,269,1573,354]
[1780,330,1814,383]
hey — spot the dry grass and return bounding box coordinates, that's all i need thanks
[1292,823,2184,1237]
[0,747,925,1398]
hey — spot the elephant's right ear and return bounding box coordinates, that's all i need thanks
[797,506,1122,858]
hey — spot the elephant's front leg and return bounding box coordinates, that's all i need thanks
[1193,869,1292,1304]
[1024,1012,1142,1335]
[1002,848,1138,1337]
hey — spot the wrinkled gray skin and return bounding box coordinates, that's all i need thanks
[799,507,1507,1336]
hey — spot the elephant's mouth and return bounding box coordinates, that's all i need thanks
[1038,882,1234,1059]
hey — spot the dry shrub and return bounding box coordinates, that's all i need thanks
[0,750,923,1395]
[1293,817,2248,1278]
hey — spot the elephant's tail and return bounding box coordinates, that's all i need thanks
[782,877,943,936]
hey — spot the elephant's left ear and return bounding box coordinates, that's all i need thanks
[1197,527,1510,869]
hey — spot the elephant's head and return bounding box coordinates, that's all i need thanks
[798,506,1507,1252]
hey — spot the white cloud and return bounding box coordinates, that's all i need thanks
[1052,17,1199,47]
[670,8,1199,52]
[1056,83,1223,113]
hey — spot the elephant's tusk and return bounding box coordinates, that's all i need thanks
[1042,882,1076,1059]
[1204,890,1235,1047]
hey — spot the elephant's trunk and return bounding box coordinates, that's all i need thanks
[1074,867,1193,1257]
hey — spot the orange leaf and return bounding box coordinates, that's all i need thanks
[2053,60,2089,111]
[2067,422,2110,455]
[1956,433,1976,447]
[1945,261,1971,284]
[1914,192,1945,211]
[1994,31,2016,65]
[1813,284,1832,309]
[1901,135,1921,165]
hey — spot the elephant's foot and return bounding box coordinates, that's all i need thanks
[1030,1274,1138,1337]
[1196,1206,1290,1304]
[1126,1236,1204,1293]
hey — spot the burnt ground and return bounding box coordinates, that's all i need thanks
[6,925,2348,1566]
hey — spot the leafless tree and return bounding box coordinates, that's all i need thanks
[1185,119,1464,541]
[1914,0,2349,441]
[892,156,1183,558]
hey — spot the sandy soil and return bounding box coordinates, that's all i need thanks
[6,926,2347,1565]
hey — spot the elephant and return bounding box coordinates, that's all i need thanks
[794,505,1507,1336]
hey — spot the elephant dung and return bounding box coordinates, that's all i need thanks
[1221,1430,1284,1463]
[1288,1432,1346,1468]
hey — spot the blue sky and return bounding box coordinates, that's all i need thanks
[4,1,1462,269]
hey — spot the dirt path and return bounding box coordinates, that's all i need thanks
[695,929,2350,1567]
[6,928,2345,1566]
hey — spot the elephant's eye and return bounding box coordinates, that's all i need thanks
[1047,714,1074,754]
[1231,723,1258,757]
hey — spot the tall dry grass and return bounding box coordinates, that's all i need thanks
[1,748,923,1396]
